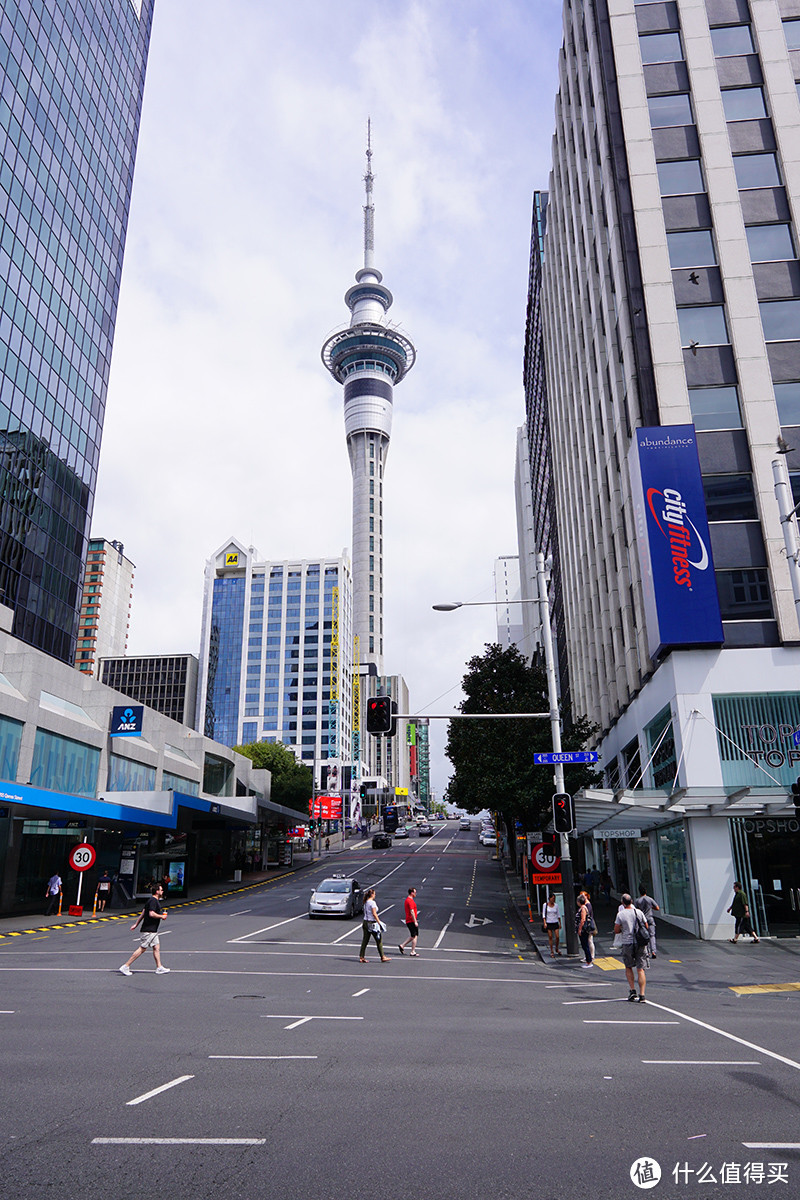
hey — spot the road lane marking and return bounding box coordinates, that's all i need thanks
[209,1055,318,1060]
[126,1075,194,1105]
[352,988,369,997]
[632,997,800,1072]
[583,1020,679,1025]
[229,910,252,916]
[743,1143,800,1150]
[285,1017,312,1029]
[92,1138,265,1146]
[261,1014,364,1030]
[228,914,305,942]
[433,914,454,950]
[643,1060,760,1065]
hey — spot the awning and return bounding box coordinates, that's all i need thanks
[572,786,795,837]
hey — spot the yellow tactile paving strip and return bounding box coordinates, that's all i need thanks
[730,982,800,994]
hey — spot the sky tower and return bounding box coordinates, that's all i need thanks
[322,127,415,676]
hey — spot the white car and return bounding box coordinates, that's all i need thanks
[308,875,364,918]
[394,825,409,839]
[480,830,496,846]
[459,817,471,830]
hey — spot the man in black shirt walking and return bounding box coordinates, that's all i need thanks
[118,882,170,976]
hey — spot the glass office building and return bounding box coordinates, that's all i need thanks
[0,0,154,662]
[198,541,354,766]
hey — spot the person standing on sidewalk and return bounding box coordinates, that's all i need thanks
[119,882,170,975]
[398,887,420,956]
[727,881,759,943]
[576,894,593,968]
[542,893,562,957]
[615,893,649,1002]
[634,886,660,958]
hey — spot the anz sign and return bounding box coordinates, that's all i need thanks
[110,705,144,738]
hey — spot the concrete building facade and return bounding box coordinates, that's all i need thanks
[75,538,134,675]
[100,653,199,728]
[530,0,800,938]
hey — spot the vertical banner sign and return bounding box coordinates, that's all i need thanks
[628,425,723,658]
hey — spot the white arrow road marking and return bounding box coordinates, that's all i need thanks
[261,1014,365,1030]
[433,913,454,950]
[465,914,492,928]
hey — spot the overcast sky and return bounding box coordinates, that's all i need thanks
[92,0,565,797]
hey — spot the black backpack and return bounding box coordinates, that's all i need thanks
[633,910,651,948]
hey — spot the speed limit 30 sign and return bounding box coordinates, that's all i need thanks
[68,843,96,872]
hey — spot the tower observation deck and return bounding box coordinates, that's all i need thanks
[322,129,415,674]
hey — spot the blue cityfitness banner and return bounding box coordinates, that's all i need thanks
[629,425,723,658]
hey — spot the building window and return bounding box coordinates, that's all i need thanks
[667,230,716,269]
[784,19,800,50]
[648,93,693,128]
[774,381,800,426]
[711,25,754,56]
[646,706,676,789]
[733,153,781,189]
[107,754,156,792]
[677,305,729,346]
[0,715,23,783]
[721,87,767,121]
[716,568,773,620]
[657,159,704,196]
[760,300,800,342]
[639,31,683,63]
[30,730,100,799]
[688,385,742,431]
[622,738,642,790]
[746,224,796,263]
[702,474,758,521]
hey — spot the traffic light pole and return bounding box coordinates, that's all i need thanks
[536,552,578,956]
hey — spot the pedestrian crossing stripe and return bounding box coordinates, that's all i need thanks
[592,956,626,971]
[730,982,800,994]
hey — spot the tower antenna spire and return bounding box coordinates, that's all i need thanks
[363,117,375,271]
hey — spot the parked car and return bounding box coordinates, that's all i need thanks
[372,832,392,849]
[394,825,409,839]
[418,822,433,836]
[308,875,364,919]
[459,817,472,830]
[480,829,496,846]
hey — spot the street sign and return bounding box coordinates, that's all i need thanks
[531,872,562,885]
[531,843,561,873]
[68,843,96,872]
[534,751,599,765]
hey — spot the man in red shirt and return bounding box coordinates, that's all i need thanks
[398,887,419,956]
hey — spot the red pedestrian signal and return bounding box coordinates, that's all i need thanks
[366,696,396,736]
[552,793,574,834]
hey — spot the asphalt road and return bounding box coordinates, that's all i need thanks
[1,819,799,1200]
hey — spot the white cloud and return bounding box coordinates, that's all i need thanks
[92,0,564,794]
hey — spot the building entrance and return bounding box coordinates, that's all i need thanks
[731,816,800,938]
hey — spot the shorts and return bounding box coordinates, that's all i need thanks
[139,932,160,949]
[621,942,646,970]
[406,922,419,937]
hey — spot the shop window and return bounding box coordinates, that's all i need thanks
[0,714,23,782]
[656,823,694,919]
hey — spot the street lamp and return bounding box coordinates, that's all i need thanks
[433,564,579,955]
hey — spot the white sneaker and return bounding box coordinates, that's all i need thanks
[155,966,170,974]
[581,962,594,968]
[118,964,132,976]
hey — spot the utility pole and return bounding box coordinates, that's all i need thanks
[536,552,578,956]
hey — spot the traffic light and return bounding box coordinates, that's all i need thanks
[552,792,575,834]
[366,696,396,736]
[792,777,800,813]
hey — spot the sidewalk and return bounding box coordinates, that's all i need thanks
[0,850,337,939]
[501,858,800,971]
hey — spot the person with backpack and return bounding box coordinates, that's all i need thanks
[614,892,650,1003]
[634,886,660,958]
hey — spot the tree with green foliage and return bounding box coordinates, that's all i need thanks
[444,644,598,857]
[233,741,313,811]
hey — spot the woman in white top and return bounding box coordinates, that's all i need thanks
[360,887,390,963]
[542,894,562,957]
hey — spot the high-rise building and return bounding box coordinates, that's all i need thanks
[0,0,154,664]
[321,131,415,676]
[529,0,800,938]
[75,538,134,675]
[100,653,199,727]
[197,539,353,768]
[493,555,526,654]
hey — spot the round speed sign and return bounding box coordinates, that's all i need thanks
[68,843,96,872]
[531,842,560,873]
